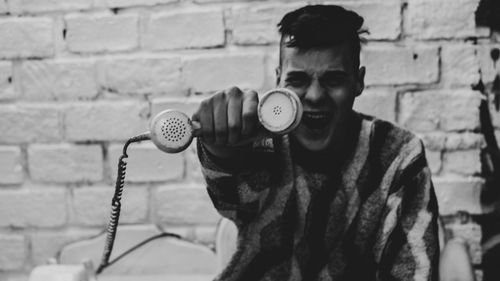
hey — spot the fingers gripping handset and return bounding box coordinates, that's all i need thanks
[150,87,302,154]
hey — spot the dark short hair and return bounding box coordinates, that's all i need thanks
[277,5,367,69]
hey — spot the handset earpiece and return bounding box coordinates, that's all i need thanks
[150,88,302,153]
[257,88,302,135]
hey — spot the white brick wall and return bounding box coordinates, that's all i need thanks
[0,1,8,14]
[100,0,178,8]
[9,0,93,13]
[434,177,484,215]
[64,101,148,141]
[108,142,184,182]
[0,187,67,227]
[0,0,495,276]
[441,44,481,87]
[442,149,482,176]
[30,229,100,264]
[28,144,103,183]
[0,61,16,100]
[20,59,98,101]
[65,12,139,53]
[0,234,26,270]
[0,146,23,185]
[98,56,183,96]
[0,17,54,59]
[399,89,482,132]
[362,46,439,85]
[153,183,221,225]
[353,89,397,122]
[143,9,225,51]
[0,104,62,144]
[182,52,267,92]
[408,0,483,39]
[71,185,149,226]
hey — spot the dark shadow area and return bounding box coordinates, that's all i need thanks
[476,3,500,279]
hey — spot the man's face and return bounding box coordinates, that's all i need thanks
[277,43,365,152]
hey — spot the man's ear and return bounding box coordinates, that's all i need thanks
[356,66,366,97]
[275,66,281,86]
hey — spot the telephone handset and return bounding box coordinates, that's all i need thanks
[96,88,302,274]
[149,88,303,153]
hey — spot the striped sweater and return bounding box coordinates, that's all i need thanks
[198,112,439,281]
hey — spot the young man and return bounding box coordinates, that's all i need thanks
[193,5,439,281]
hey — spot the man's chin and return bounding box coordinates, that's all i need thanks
[291,130,333,152]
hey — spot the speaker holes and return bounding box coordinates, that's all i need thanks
[161,117,188,143]
[273,105,282,116]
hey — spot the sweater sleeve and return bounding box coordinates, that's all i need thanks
[197,139,276,227]
[377,144,440,281]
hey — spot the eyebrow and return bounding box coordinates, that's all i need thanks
[285,70,349,77]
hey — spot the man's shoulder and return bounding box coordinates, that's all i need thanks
[357,112,424,164]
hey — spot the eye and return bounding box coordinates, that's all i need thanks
[285,74,309,88]
[321,73,348,88]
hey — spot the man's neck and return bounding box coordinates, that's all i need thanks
[290,111,361,172]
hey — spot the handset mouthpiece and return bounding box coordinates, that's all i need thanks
[150,88,302,153]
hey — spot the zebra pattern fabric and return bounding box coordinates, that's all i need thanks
[198,112,440,281]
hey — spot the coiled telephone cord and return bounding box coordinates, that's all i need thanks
[96,133,150,274]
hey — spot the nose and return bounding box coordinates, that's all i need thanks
[303,79,326,105]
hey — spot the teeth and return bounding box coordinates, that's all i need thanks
[304,112,329,119]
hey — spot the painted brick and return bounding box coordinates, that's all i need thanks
[108,142,184,182]
[144,9,224,51]
[102,0,178,8]
[153,183,220,225]
[0,273,29,281]
[441,44,480,87]
[64,101,148,141]
[445,133,485,150]
[425,149,441,174]
[362,46,439,85]
[408,0,484,39]
[353,88,396,122]
[399,90,481,132]
[433,177,485,215]
[0,61,16,100]
[226,4,297,45]
[0,187,67,227]
[195,0,262,2]
[9,0,93,13]
[0,17,54,59]
[442,149,481,176]
[0,1,7,14]
[20,59,98,101]
[28,144,103,183]
[264,51,280,90]
[0,146,23,185]
[477,44,500,84]
[343,1,401,40]
[72,186,149,226]
[0,234,25,270]
[98,56,183,97]
[65,12,139,53]
[183,53,267,93]
[445,222,482,264]
[227,2,400,45]
[30,229,100,264]
[150,97,202,118]
[418,132,446,150]
[0,103,61,144]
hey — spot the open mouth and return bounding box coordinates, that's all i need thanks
[301,111,332,130]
